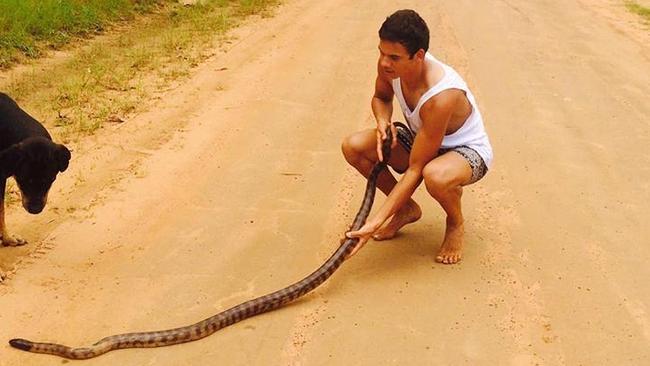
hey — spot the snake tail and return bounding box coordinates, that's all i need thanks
[9,128,393,360]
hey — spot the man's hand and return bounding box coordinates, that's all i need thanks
[376,121,397,162]
[345,220,381,259]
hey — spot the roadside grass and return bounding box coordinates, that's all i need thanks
[625,1,650,23]
[0,0,171,69]
[1,0,279,142]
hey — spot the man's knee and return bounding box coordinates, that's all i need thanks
[341,134,358,161]
[423,163,457,198]
[341,131,372,163]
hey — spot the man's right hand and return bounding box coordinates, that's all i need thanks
[376,121,397,162]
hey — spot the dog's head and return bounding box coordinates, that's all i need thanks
[0,137,71,214]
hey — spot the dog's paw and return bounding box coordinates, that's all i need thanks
[0,233,27,247]
[0,270,5,282]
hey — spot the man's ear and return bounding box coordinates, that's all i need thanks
[0,145,22,178]
[415,48,426,61]
[56,144,71,173]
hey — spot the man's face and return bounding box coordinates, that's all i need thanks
[377,40,418,78]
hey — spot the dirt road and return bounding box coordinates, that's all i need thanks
[1,0,649,365]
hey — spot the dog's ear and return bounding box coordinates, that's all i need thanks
[56,144,71,173]
[0,145,22,178]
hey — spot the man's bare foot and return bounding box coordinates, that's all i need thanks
[0,232,27,247]
[436,221,464,264]
[372,201,422,241]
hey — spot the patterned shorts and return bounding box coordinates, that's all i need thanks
[393,122,488,185]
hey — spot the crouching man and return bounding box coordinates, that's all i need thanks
[343,9,493,264]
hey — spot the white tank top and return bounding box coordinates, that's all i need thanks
[391,53,493,168]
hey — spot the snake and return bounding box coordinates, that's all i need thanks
[9,128,393,360]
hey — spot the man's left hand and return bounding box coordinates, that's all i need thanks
[345,221,381,259]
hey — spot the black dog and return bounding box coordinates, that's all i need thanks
[0,92,71,250]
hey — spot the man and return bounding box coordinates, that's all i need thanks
[342,9,493,264]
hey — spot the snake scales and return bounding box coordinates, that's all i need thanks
[9,129,393,360]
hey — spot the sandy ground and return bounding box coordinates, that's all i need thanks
[1,0,649,365]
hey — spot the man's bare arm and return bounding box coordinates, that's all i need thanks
[370,93,454,223]
[346,91,459,257]
[372,69,397,161]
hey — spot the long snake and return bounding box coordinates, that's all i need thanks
[9,129,393,359]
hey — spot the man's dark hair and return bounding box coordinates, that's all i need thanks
[378,9,429,58]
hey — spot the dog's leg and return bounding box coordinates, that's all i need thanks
[0,179,5,281]
[0,178,26,247]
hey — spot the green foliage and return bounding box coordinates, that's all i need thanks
[625,1,650,23]
[0,0,169,68]
[2,0,280,139]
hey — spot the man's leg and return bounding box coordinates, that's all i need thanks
[422,152,473,264]
[341,128,421,238]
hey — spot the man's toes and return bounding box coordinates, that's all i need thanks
[1,235,17,246]
[8,237,27,246]
[436,253,461,264]
[446,255,461,264]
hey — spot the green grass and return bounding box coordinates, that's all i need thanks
[625,1,650,23]
[1,0,280,140]
[0,0,171,69]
